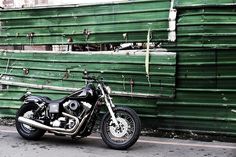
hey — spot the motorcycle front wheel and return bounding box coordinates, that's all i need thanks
[100,107,141,150]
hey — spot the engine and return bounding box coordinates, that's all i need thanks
[63,100,85,116]
[63,100,92,115]
[50,100,92,129]
[64,100,81,111]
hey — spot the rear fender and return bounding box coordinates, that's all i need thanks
[24,96,45,105]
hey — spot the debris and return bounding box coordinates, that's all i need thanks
[0,117,15,126]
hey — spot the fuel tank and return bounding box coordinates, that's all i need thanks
[68,83,97,101]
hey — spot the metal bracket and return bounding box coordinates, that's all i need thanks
[27,32,35,45]
[83,29,91,41]
[0,84,8,91]
[123,33,128,42]
[168,0,177,42]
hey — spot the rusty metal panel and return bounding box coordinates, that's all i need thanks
[0,0,171,45]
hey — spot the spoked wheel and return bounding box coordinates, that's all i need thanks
[101,107,141,150]
[16,104,45,140]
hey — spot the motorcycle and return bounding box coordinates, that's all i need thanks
[15,72,141,150]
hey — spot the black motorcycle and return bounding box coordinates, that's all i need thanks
[15,73,141,150]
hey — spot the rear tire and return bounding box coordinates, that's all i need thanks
[16,104,46,140]
[101,107,141,150]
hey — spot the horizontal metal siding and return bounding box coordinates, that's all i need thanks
[0,0,170,45]
[0,50,176,117]
[156,48,236,133]
[175,0,236,8]
[0,0,236,136]
[159,2,236,134]
[175,8,236,48]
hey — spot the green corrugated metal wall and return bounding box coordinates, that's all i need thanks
[176,8,236,48]
[156,1,236,134]
[175,0,236,8]
[0,0,236,135]
[0,50,176,117]
[0,0,170,45]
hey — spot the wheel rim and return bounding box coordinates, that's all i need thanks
[104,111,136,144]
[20,111,36,133]
[109,117,128,138]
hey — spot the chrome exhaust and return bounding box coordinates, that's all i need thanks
[18,112,87,135]
[18,117,52,130]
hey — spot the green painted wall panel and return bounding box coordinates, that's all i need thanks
[0,50,176,117]
[175,7,236,48]
[157,2,236,134]
[175,0,236,8]
[0,51,176,96]
[0,0,170,45]
[1,0,236,136]
[156,89,236,132]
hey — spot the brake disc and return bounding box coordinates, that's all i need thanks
[109,117,128,138]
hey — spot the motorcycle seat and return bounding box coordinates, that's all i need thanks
[25,95,66,105]
[45,97,66,104]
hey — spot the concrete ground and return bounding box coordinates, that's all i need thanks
[0,126,236,157]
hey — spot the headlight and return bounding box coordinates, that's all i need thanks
[105,86,112,94]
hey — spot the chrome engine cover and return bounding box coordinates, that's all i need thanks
[63,100,80,111]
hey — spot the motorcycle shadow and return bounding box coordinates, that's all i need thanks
[18,133,143,151]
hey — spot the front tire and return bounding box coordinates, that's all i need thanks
[16,104,46,140]
[101,107,141,150]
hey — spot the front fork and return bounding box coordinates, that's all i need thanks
[99,84,119,126]
[105,95,119,126]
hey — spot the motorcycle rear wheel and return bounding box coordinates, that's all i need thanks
[100,107,141,150]
[16,104,46,140]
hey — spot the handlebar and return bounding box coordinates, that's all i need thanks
[82,70,104,82]
[82,75,104,83]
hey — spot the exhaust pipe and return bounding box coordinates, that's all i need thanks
[18,117,52,130]
[18,112,86,135]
